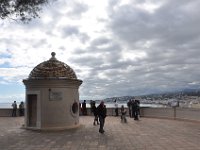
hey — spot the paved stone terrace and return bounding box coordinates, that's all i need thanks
[0,116,200,150]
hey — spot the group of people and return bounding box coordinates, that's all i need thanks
[80,100,107,133]
[114,99,140,121]
[11,101,24,117]
[127,99,140,120]
[80,99,141,134]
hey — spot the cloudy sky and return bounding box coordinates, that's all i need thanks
[1,0,200,102]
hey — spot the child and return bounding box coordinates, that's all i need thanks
[121,105,127,123]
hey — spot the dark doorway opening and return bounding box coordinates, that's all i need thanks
[27,94,37,127]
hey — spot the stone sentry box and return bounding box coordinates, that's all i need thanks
[23,52,82,130]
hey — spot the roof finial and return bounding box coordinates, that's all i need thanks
[51,52,56,58]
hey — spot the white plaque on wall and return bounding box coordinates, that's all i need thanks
[49,92,63,101]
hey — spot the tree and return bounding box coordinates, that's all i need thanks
[0,0,48,23]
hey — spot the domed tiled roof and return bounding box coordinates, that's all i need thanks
[28,52,77,79]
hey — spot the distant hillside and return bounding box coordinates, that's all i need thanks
[80,88,200,103]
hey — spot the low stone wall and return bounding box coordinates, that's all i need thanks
[0,109,20,117]
[138,107,200,122]
[176,108,200,122]
[140,107,174,119]
[0,109,12,117]
[1,107,200,123]
[84,107,200,122]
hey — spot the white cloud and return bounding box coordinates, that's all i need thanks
[0,67,31,83]
[135,1,163,14]
[121,50,147,61]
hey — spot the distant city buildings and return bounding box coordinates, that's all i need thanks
[80,91,200,108]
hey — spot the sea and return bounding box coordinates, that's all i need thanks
[0,102,166,108]
[0,103,18,108]
[85,103,166,108]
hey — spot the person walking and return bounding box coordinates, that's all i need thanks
[91,101,99,125]
[11,101,17,117]
[97,101,107,133]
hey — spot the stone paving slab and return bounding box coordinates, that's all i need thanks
[0,116,200,150]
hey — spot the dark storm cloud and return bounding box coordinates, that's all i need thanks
[71,37,123,69]
[108,0,200,49]
[88,0,200,96]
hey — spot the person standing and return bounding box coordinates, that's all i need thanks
[11,101,17,117]
[135,100,140,117]
[127,99,132,118]
[79,102,82,115]
[97,101,107,133]
[90,100,94,114]
[114,99,118,116]
[132,100,139,120]
[82,100,87,115]
[19,101,24,116]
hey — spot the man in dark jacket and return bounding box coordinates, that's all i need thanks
[132,100,139,120]
[82,100,87,115]
[97,101,107,133]
[12,101,17,117]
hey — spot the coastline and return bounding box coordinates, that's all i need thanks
[0,102,166,109]
[1,102,199,109]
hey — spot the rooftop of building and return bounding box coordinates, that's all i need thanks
[28,52,77,80]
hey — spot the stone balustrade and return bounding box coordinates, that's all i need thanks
[0,109,19,117]
[83,107,200,123]
[1,107,200,123]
